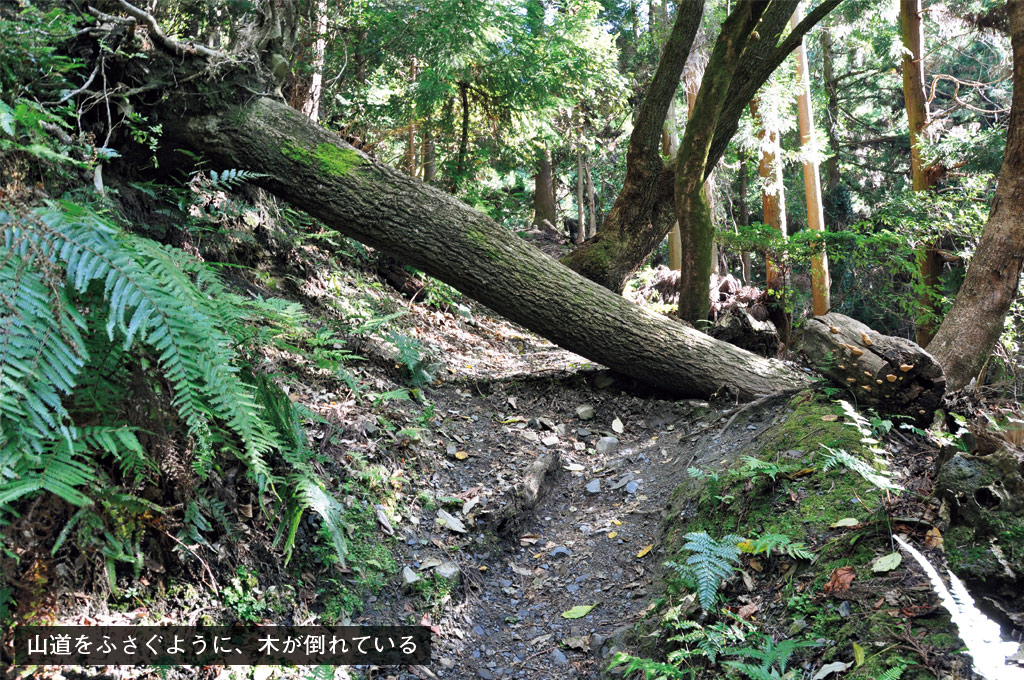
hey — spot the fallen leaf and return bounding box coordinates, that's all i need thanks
[519,534,540,546]
[462,496,480,516]
[612,519,622,526]
[562,635,589,651]
[853,641,865,666]
[455,451,469,460]
[607,531,618,539]
[419,558,442,571]
[511,564,534,577]
[561,604,596,619]
[478,565,487,571]
[924,527,944,550]
[811,661,852,680]
[830,518,861,528]
[821,414,839,422]
[611,417,624,434]
[436,508,467,533]
[563,463,585,472]
[871,552,902,573]
[636,545,653,559]
[528,634,552,647]
[822,566,856,595]
[507,396,517,409]
[737,602,759,620]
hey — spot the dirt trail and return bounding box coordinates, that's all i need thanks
[357,312,788,680]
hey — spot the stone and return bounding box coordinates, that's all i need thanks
[402,566,421,586]
[550,649,568,665]
[577,427,592,437]
[542,435,560,447]
[585,479,601,494]
[549,546,572,559]
[436,561,460,582]
[576,405,595,420]
[596,436,619,455]
[624,480,639,494]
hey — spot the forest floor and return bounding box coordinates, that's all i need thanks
[6,237,991,680]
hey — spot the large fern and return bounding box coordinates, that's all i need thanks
[0,201,349,568]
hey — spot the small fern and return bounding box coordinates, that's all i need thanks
[722,635,819,680]
[877,664,907,680]
[667,532,745,612]
[742,533,813,560]
[206,168,267,190]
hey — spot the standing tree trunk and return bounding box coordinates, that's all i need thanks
[928,0,1024,390]
[737,148,752,284]
[576,149,586,245]
[532,147,557,228]
[422,126,436,183]
[686,78,720,277]
[300,0,328,123]
[406,58,418,177]
[666,94,683,271]
[165,97,810,399]
[561,0,842,293]
[585,156,597,239]
[791,3,831,316]
[455,81,470,188]
[901,0,942,347]
[750,99,787,291]
[820,25,841,192]
[677,0,766,324]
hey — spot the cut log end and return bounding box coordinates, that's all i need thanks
[800,313,945,424]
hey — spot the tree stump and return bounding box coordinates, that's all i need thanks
[801,313,945,424]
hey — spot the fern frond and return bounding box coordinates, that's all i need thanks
[877,665,907,680]
[288,475,350,567]
[679,532,745,612]
[207,168,267,190]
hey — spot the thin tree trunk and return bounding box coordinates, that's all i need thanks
[666,96,683,271]
[792,4,831,316]
[585,155,597,239]
[901,0,942,347]
[168,97,810,398]
[820,25,841,192]
[406,58,418,177]
[532,147,557,228]
[300,0,328,123]
[456,81,470,187]
[750,99,787,291]
[576,149,585,245]
[736,149,753,284]
[929,0,1024,390]
[422,125,436,183]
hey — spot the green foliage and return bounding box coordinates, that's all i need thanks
[206,168,268,190]
[721,634,819,680]
[667,532,745,612]
[388,332,437,387]
[0,201,351,573]
[222,566,268,623]
[741,533,813,561]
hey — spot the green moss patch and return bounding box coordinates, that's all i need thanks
[280,140,364,177]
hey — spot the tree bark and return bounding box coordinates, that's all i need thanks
[585,155,597,239]
[820,25,841,192]
[677,0,766,324]
[802,313,944,424]
[422,126,436,183]
[456,81,470,187]
[928,0,1024,390]
[406,58,418,177]
[166,97,809,399]
[561,0,843,293]
[300,0,328,123]
[558,0,705,290]
[900,0,942,347]
[532,147,557,228]
[792,4,831,316]
[750,99,787,291]
[576,148,585,245]
[666,95,683,271]
[737,149,752,284]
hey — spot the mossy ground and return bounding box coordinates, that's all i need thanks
[654,392,966,679]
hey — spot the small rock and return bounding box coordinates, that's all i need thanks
[528,418,543,430]
[576,405,595,420]
[585,479,601,494]
[439,658,455,669]
[596,436,619,455]
[577,427,592,437]
[554,423,570,437]
[542,435,560,447]
[624,481,639,494]
[594,374,615,389]
[478,669,494,679]
[550,649,569,666]
[838,601,852,618]
[566,584,580,594]
[473,625,486,636]
[538,417,557,430]
[436,561,460,581]
[549,546,573,559]
[402,566,421,586]
[590,634,606,655]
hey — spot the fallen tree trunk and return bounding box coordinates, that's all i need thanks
[164,97,809,399]
[801,313,944,423]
